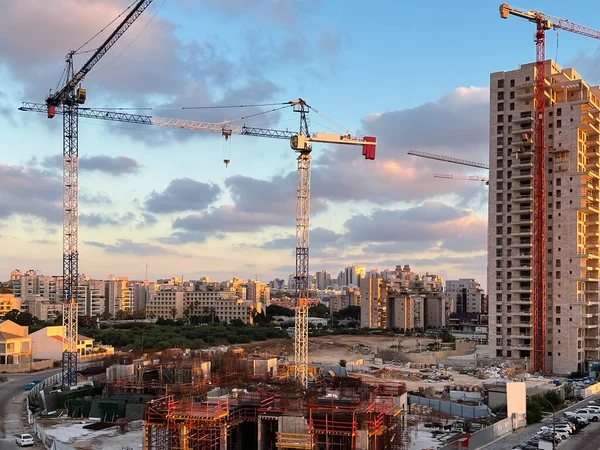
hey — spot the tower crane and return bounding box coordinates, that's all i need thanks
[500,4,600,373]
[41,0,154,386]
[407,150,489,170]
[434,173,489,185]
[20,100,377,388]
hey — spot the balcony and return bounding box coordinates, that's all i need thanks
[513,158,533,168]
[516,90,535,100]
[512,183,532,192]
[513,113,534,124]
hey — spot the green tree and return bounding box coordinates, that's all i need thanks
[266,304,294,317]
[170,307,178,320]
[309,303,329,318]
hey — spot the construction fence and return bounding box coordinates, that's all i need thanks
[409,395,491,419]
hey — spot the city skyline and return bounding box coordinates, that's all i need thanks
[2,0,600,285]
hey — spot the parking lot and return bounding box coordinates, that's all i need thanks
[482,394,600,450]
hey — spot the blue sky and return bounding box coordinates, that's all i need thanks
[2,0,600,284]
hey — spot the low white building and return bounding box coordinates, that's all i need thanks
[29,326,96,361]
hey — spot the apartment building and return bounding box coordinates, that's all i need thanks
[146,286,185,319]
[133,281,156,312]
[246,280,270,308]
[146,286,254,324]
[0,294,20,316]
[387,292,415,331]
[315,270,332,290]
[13,271,57,302]
[446,279,485,314]
[360,276,385,328]
[345,265,365,288]
[185,289,253,324]
[105,278,133,316]
[489,61,600,373]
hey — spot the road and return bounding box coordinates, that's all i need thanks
[0,370,60,450]
[560,420,600,450]
[482,393,600,450]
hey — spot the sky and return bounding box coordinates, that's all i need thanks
[2,0,600,285]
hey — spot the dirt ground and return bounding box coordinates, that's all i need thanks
[240,335,556,393]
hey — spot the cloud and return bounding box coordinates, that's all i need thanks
[260,227,343,250]
[0,163,62,223]
[137,212,158,229]
[80,212,136,228]
[163,205,289,244]
[80,191,113,205]
[42,154,142,175]
[341,201,486,252]
[86,238,178,256]
[144,178,220,214]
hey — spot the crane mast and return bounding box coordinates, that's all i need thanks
[500,3,600,373]
[20,100,376,388]
[46,0,154,387]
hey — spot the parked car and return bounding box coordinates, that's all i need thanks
[24,380,42,390]
[539,426,570,439]
[536,431,563,442]
[573,408,600,422]
[564,411,590,424]
[15,434,34,447]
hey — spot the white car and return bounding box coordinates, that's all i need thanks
[15,434,34,447]
[539,426,570,439]
[574,408,600,422]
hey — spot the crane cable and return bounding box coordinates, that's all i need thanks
[91,0,168,75]
[310,106,352,135]
[74,0,138,55]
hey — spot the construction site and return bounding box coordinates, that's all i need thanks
[29,347,411,450]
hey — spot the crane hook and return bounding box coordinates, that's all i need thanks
[224,159,230,167]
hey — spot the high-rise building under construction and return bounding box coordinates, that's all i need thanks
[489,60,600,374]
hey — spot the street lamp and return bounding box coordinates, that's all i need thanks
[549,403,556,450]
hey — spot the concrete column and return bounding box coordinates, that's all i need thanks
[220,425,228,450]
[257,418,263,450]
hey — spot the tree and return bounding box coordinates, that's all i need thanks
[79,315,96,328]
[266,304,294,317]
[115,310,126,320]
[251,310,268,324]
[309,303,329,319]
[147,311,156,322]
[335,305,360,321]
[170,307,178,320]
[183,307,191,324]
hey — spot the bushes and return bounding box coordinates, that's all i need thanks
[545,390,562,406]
[526,400,543,424]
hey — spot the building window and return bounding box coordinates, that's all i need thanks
[510,103,515,110]
[557,120,561,128]
[498,79,505,88]
[510,91,515,99]
[557,108,561,116]
[510,79,515,87]
[498,103,504,111]
[525,76,530,81]
[497,114,504,123]
[556,318,561,325]
[498,91,504,100]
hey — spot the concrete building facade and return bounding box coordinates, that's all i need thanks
[489,61,600,373]
[360,276,385,328]
[446,279,485,314]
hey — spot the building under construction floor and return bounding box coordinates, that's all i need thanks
[144,380,408,450]
[110,349,409,450]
